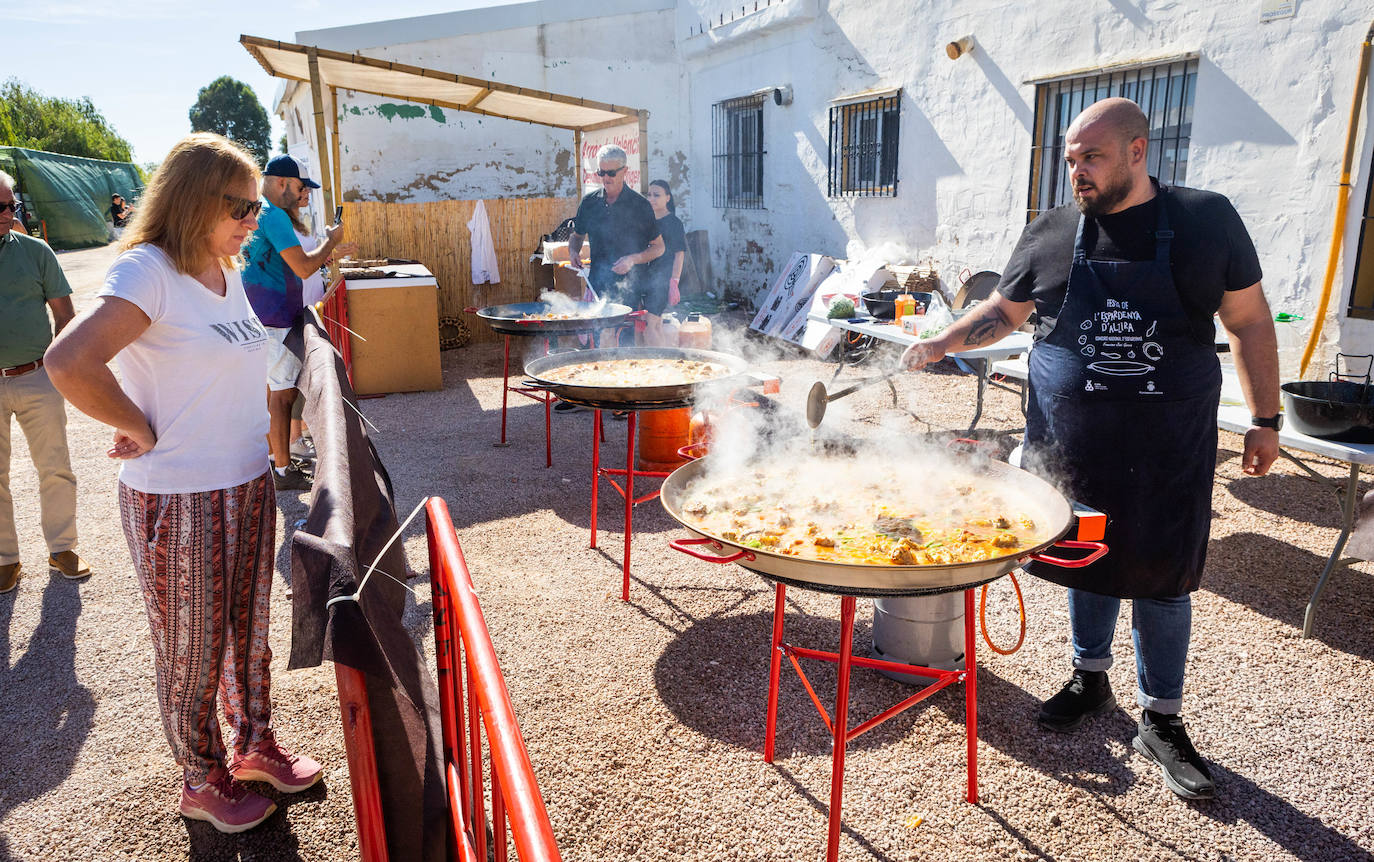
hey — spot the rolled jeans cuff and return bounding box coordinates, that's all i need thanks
[1138,692,1183,714]
[1072,656,1114,672]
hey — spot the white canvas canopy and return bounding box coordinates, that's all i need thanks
[240,34,649,213]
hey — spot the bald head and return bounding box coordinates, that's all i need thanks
[1068,97,1149,151]
[1063,97,1154,216]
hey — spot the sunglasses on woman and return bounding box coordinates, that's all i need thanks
[223,194,263,221]
[0,201,19,213]
[595,166,625,178]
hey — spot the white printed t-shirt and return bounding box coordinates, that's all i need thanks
[98,245,271,494]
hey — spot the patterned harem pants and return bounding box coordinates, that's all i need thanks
[118,473,277,784]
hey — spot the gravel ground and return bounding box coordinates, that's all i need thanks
[1,242,1372,861]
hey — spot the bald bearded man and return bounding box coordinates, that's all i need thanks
[903,98,1280,800]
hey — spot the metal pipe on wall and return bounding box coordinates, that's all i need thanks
[1300,20,1374,378]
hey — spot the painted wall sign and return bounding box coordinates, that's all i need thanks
[581,123,642,194]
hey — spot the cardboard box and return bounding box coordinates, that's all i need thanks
[346,278,443,395]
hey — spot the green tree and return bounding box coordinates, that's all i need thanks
[189,76,271,165]
[0,78,133,161]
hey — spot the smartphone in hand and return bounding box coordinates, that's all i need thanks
[333,206,343,226]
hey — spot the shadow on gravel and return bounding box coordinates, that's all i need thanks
[963,668,1374,862]
[950,667,1140,798]
[183,781,326,860]
[1224,469,1361,523]
[1191,764,1374,862]
[765,762,901,862]
[653,609,966,759]
[1206,532,1374,661]
[0,576,96,859]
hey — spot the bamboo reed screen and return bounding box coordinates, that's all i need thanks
[341,197,577,345]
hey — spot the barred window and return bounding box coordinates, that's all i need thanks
[828,91,900,197]
[712,95,765,209]
[1028,58,1198,220]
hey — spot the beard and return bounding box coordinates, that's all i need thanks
[1072,165,1133,217]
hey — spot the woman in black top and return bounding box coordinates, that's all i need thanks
[644,179,686,345]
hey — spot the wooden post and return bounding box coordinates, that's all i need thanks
[573,129,583,196]
[636,110,649,194]
[308,48,339,284]
[330,86,343,207]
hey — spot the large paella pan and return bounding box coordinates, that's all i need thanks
[660,451,1105,596]
[524,346,751,411]
[468,300,634,336]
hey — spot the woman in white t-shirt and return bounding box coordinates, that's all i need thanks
[45,133,321,835]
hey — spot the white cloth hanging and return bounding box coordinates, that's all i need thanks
[467,200,500,284]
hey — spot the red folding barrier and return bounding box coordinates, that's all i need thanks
[319,280,354,386]
[426,497,563,862]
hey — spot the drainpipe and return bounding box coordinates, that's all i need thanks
[1300,20,1374,378]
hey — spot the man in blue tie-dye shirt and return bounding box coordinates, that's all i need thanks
[242,155,349,491]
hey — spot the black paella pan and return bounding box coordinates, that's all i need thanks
[524,346,751,411]
[467,300,635,336]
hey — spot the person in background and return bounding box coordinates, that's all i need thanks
[283,181,354,464]
[643,179,686,345]
[44,133,322,833]
[242,154,348,490]
[0,170,88,593]
[902,98,1280,801]
[110,194,134,229]
[563,145,662,416]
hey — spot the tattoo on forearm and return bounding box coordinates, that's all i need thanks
[963,306,1010,346]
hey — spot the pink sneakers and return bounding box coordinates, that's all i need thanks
[229,740,323,793]
[179,766,277,833]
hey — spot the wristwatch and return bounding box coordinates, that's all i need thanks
[1251,414,1283,431]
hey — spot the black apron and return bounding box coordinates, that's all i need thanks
[1023,189,1220,599]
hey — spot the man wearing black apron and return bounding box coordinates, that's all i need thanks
[903,98,1280,800]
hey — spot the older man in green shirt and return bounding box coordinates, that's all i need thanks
[0,171,88,592]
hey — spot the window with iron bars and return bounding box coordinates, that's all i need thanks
[1346,159,1374,319]
[828,92,900,197]
[712,95,765,209]
[1027,58,1198,221]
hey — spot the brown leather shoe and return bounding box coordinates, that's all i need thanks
[49,551,91,580]
[0,562,19,593]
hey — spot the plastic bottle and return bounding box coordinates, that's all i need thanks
[679,314,713,349]
[661,312,682,346]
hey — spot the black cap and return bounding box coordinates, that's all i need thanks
[264,155,321,189]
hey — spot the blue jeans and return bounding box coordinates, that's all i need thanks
[1067,588,1191,714]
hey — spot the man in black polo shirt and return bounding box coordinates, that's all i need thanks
[568,144,663,316]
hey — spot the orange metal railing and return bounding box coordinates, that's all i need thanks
[426,497,562,862]
[319,279,354,385]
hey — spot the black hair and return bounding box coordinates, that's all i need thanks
[649,179,675,214]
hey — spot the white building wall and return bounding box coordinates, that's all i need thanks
[278,0,1373,367]
[678,0,1373,366]
[281,1,689,209]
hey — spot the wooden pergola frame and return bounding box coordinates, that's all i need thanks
[240,34,651,224]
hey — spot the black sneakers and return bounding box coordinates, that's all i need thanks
[1133,711,1215,800]
[1037,669,1117,732]
[273,461,313,491]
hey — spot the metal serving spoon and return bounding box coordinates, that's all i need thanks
[805,365,909,428]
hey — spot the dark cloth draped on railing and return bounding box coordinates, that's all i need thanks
[286,316,450,861]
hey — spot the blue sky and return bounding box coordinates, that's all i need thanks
[11,0,511,165]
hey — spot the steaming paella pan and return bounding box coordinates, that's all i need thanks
[661,451,1104,596]
[524,346,751,410]
[468,300,634,336]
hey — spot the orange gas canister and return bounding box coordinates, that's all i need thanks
[637,407,692,471]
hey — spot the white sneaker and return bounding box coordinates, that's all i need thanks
[289,436,316,460]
